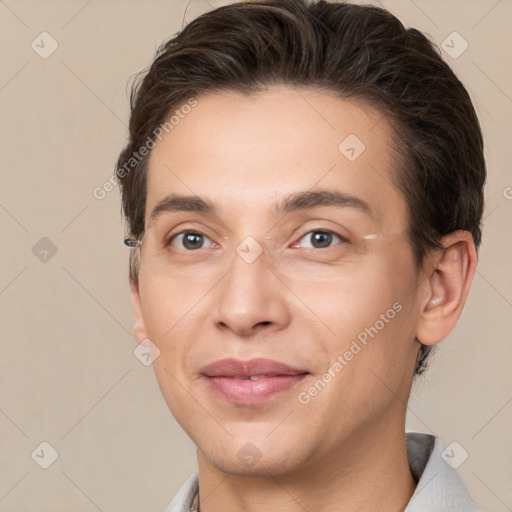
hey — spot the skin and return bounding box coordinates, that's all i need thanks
[130,87,477,512]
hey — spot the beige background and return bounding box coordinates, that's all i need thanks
[0,0,511,510]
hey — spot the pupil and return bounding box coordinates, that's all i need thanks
[312,231,331,248]
[184,233,203,250]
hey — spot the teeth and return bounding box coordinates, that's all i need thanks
[229,375,270,380]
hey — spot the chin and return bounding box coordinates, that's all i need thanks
[207,451,300,478]
[199,436,305,477]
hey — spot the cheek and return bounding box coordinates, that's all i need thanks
[138,275,202,425]
[301,253,419,375]
[291,265,409,338]
[138,270,211,338]
[138,274,199,390]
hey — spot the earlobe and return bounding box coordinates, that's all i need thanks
[129,278,148,344]
[416,231,477,346]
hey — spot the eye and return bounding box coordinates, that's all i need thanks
[169,231,215,251]
[293,230,345,249]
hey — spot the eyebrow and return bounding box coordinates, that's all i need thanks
[147,189,372,226]
[277,190,371,217]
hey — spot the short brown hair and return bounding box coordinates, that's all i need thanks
[116,0,486,376]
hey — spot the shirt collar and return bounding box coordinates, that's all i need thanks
[405,432,482,511]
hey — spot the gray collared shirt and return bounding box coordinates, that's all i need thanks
[164,432,482,511]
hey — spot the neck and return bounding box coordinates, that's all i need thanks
[195,420,416,512]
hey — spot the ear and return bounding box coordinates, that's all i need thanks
[130,278,149,345]
[416,231,477,346]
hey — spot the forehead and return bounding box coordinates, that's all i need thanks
[145,86,407,232]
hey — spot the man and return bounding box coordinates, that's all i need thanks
[116,0,486,510]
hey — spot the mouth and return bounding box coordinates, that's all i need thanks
[200,358,310,405]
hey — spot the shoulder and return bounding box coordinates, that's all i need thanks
[405,432,482,512]
[163,472,199,512]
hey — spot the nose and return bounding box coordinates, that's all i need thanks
[211,241,291,337]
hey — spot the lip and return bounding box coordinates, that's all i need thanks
[201,358,309,405]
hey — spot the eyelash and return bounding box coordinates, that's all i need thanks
[165,229,348,251]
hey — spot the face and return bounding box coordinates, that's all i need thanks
[132,87,425,477]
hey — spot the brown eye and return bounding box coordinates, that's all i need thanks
[170,231,212,250]
[295,230,344,249]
